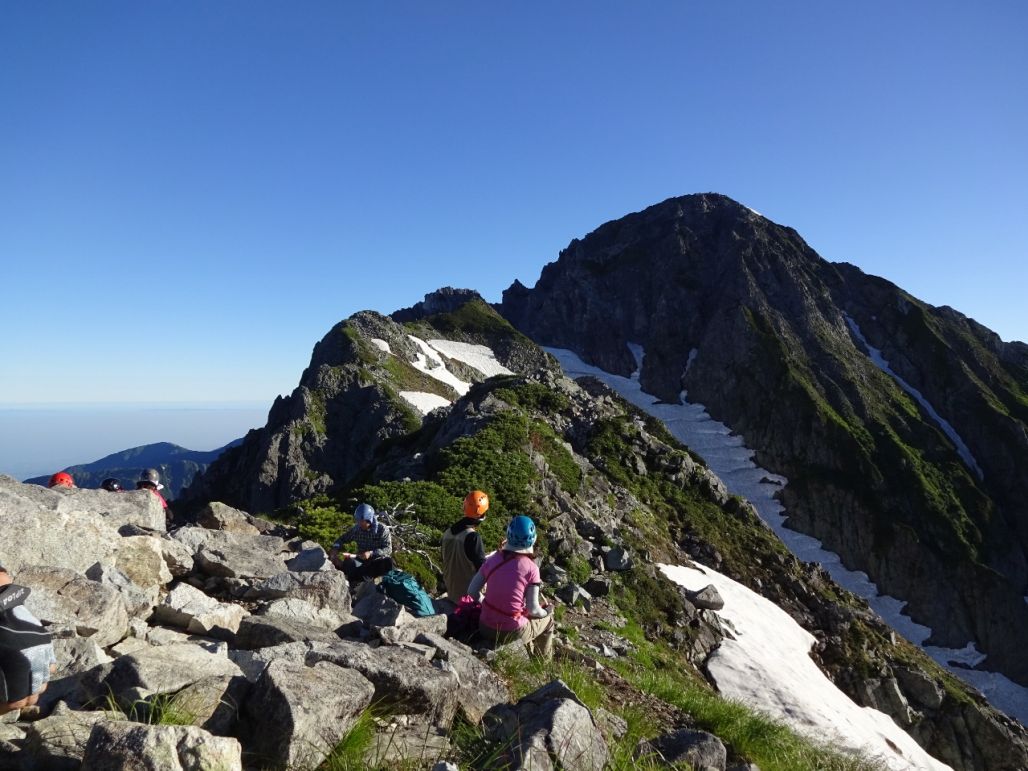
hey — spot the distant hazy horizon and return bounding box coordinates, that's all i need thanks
[0,402,269,481]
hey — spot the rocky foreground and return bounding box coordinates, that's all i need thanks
[0,477,752,771]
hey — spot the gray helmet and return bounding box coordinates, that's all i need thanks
[138,468,163,490]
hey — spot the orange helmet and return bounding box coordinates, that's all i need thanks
[48,472,75,488]
[463,490,490,519]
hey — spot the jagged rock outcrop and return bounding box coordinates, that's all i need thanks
[499,192,1028,687]
[186,296,543,514]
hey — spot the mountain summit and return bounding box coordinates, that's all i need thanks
[499,192,1028,687]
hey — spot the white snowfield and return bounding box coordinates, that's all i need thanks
[545,346,1028,725]
[385,336,511,416]
[661,563,953,771]
[407,335,472,396]
[398,390,451,415]
[426,339,513,378]
[844,315,984,480]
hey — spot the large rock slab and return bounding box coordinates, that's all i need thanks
[415,632,510,723]
[150,582,248,638]
[22,702,109,771]
[20,566,129,647]
[170,526,286,560]
[196,502,262,535]
[242,659,374,770]
[260,597,351,630]
[194,541,289,579]
[99,642,243,707]
[0,477,162,574]
[244,569,351,614]
[114,535,174,589]
[306,640,460,726]
[228,642,310,683]
[81,721,242,771]
[484,680,608,771]
[84,563,157,620]
[143,674,250,737]
[233,614,341,649]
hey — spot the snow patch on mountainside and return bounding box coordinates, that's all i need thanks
[426,340,513,378]
[399,391,451,415]
[406,335,471,396]
[845,315,984,480]
[545,345,1028,724]
[662,563,953,771]
[370,338,392,354]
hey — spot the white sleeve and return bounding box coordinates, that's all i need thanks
[525,584,549,618]
[466,570,485,601]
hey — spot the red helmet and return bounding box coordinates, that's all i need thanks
[463,490,490,519]
[48,472,75,489]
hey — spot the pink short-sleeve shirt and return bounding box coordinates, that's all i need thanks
[478,551,540,632]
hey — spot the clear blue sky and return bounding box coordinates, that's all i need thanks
[2,1,1025,405]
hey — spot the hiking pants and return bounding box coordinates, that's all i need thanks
[480,613,554,660]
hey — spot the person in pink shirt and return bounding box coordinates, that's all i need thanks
[466,515,553,660]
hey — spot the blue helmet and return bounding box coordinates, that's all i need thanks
[506,515,537,551]
[354,503,377,525]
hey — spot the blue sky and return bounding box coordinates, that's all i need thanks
[2,1,1025,406]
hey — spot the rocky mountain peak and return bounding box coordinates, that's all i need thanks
[391,287,485,322]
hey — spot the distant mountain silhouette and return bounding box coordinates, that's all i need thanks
[24,440,242,498]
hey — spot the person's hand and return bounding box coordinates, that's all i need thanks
[360,551,372,560]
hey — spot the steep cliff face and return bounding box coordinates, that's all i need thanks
[499,193,1028,686]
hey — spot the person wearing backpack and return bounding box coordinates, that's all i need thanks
[329,503,394,584]
[440,490,490,602]
[466,515,553,660]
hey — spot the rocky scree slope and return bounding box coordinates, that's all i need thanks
[499,192,1028,688]
[193,293,1028,769]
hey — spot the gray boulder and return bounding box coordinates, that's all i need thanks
[242,659,374,770]
[20,566,129,648]
[113,535,174,589]
[233,614,342,649]
[378,613,448,645]
[0,477,159,575]
[366,717,451,768]
[196,502,261,535]
[84,563,156,619]
[483,679,608,771]
[81,721,242,771]
[352,587,415,628]
[150,582,248,638]
[194,541,289,580]
[306,640,461,726]
[690,584,726,611]
[99,642,243,708]
[244,569,351,614]
[415,632,510,723]
[636,728,727,770]
[228,642,310,683]
[21,702,108,771]
[260,597,350,630]
[143,674,250,736]
[285,540,333,572]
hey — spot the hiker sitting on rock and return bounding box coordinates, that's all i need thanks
[329,503,394,584]
[0,564,57,715]
[467,515,554,660]
[440,490,490,602]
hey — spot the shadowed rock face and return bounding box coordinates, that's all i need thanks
[499,192,1028,686]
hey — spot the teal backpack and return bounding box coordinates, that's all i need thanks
[379,569,437,618]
